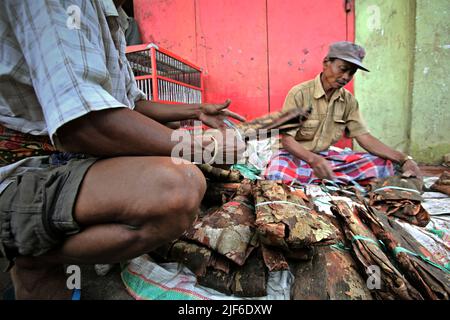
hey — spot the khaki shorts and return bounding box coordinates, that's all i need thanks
[0,157,97,269]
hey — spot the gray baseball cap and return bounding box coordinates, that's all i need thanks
[326,41,370,72]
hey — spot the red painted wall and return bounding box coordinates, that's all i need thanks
[134,0,355,147]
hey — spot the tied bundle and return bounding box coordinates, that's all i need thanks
[368,176,430,227]
[331,200,423,300]
[183,180,257,266]
[431,171,450,196]
[253,180,337,249]
[356,203,450,300]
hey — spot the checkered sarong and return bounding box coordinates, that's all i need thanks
[263,148,394,184]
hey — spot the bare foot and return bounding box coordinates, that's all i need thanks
[10,258,73,300]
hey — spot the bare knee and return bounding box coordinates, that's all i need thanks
[159,160,205,203]
[161,162,206,224]
[125,160,205,229]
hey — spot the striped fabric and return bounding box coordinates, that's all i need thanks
[263,148,394,185]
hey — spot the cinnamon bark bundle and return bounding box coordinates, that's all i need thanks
[203,182,242,205]
[183,180,257,266]
[197,269,234,296]
[197,249,268,297]
[153,240,268,297]
[198,164,242,182]
[356,204,449,300]
[260,244,290,272]
[292,246,373,300]
[169,240,224,277]
[253,180,336,249]
[369,176,430,227]
[292,214,373,300]
[431,171,450,196]
[331,200,423,300]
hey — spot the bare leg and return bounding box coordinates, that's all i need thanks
[11,156,206,299]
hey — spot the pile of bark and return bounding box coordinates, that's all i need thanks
[431,171,450,196]
[331,199,449,300]
[151,179,339,297]
[368,176,430,227]
[150,175,449,299]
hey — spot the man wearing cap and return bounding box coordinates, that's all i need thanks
[264,41,422,184]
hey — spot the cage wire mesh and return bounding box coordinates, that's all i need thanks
[126,44,203,104]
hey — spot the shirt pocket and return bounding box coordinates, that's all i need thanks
[295,119,320,141]
[333,119,346,142]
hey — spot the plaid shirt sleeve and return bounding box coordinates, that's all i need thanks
[1,0,142,142]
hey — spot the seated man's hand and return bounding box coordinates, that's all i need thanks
[309,155,335,180]
[402,159,423,179]
[199,99,246,129]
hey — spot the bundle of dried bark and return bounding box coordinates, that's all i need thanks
[331,200,423,300]
[260,244,289,271]
[369,176,430,227]
[183,180,257,266]
[292,213,372,300]
[356,204,450,300]
[198,164,242,182]
[153,240,231,278]
[431,171,450,196]
[231,249,268,297]
[197,268,235,296]
[253,180,337,249]
[169,240,217,277]
[203,182,242,205]
[235,106,312,140]
[283,247,315,261]
[197,249,268,297]
[292,246,373,300]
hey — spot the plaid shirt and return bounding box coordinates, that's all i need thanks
[0,0,145,193]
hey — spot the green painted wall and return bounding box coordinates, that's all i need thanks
[354,0,415,152]
[410,0,450,164]
[355,0,450,164]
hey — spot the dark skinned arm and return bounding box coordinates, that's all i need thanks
[56,108,178,157]
[56,107,243,163]
[134,100,201,124]
[134,99,245,129]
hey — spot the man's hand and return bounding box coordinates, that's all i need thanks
[402,159,423,179]
[309,155,335,180]
[199,99,246,129]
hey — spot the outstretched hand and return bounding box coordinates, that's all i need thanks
[198,99,246,129]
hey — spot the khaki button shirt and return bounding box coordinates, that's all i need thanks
[282,74,369,153]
